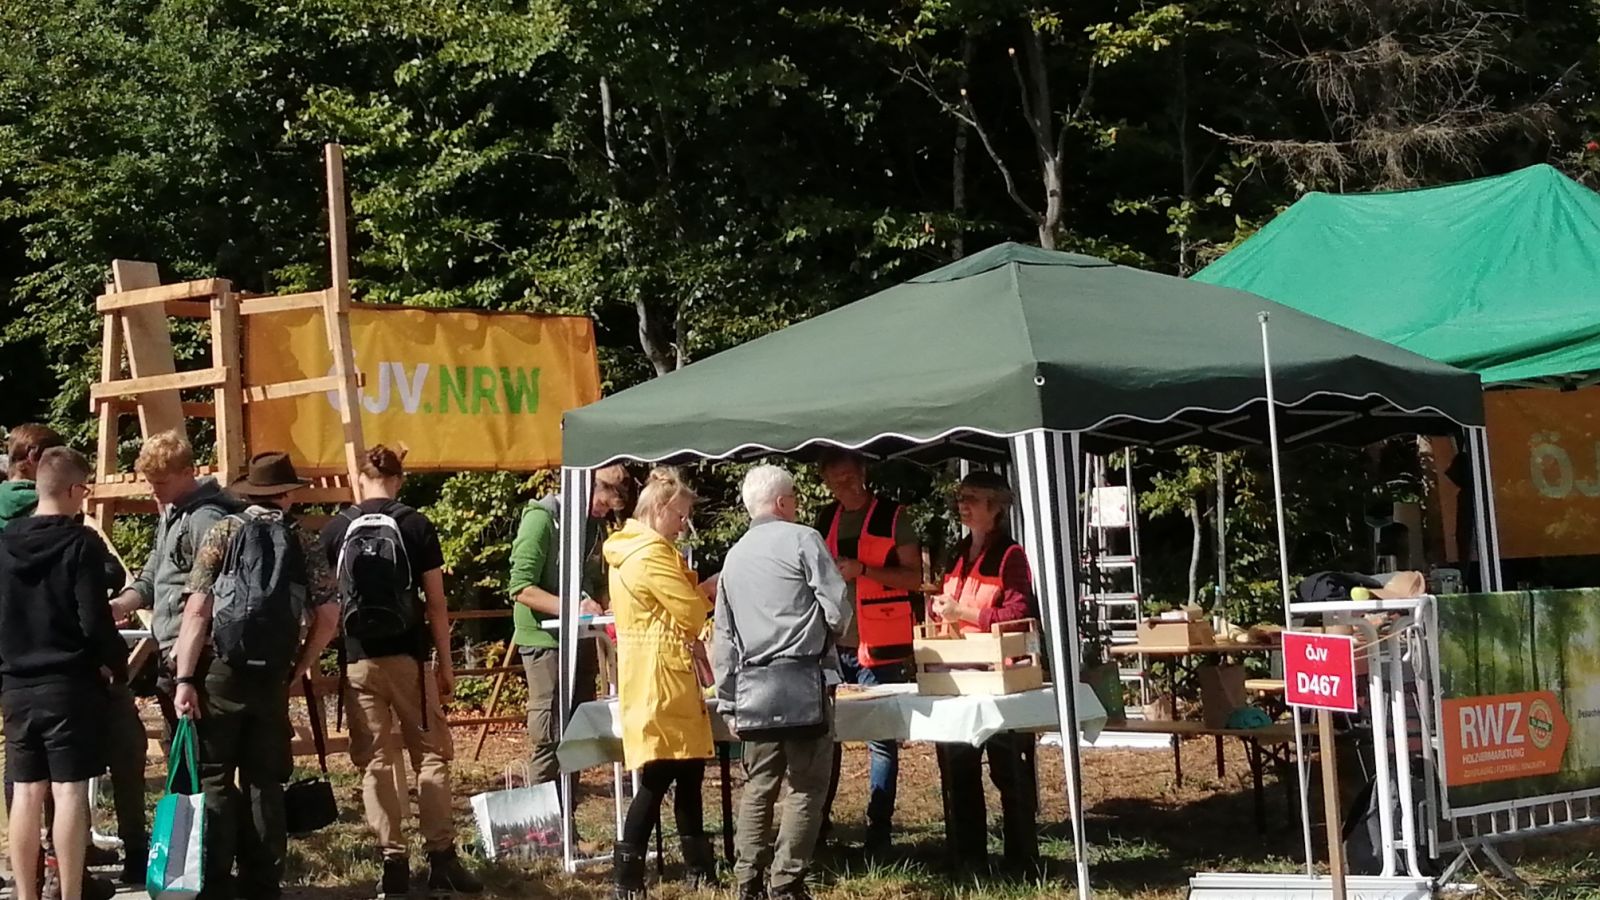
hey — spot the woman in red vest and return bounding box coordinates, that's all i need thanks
[929,471,1040,873]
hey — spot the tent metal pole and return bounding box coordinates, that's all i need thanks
[1010,430,1091,899]
[1215,453,1226,606]
[557,466,591,873]
[1258,312,1316,874]
[1467,429,1496,592]
[1475,426,1505,591]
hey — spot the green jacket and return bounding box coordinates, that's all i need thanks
[0,480,39,529]
[507,495,601,650]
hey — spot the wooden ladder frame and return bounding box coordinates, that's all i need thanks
[88,145,367,524]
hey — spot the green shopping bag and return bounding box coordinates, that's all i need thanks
[148,716,205,899]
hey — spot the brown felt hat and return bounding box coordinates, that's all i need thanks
[230,451,309,498]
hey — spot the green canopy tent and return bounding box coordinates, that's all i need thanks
[1193,164,1600,389]
[1192,163,1598,587]
[555,243,1487,897]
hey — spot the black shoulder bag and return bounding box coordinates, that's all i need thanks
[285,675,339,836]
[724,600,828,733]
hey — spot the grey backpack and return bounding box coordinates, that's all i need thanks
[211,510,308,675]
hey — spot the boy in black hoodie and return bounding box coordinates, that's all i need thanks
[0,448,126,900]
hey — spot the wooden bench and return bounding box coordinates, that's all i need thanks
[1100,718,1300,832]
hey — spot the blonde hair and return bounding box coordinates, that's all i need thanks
[135,430,194,476]
[634,466,695,524]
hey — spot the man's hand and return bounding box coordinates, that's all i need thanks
[435,663,456,699]
[291,661,314,686]
[837,558,865,581]
[174,682,202,719]
[578,597,605,616]
[110,590,142,623]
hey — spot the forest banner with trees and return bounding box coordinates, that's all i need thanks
[1437,591,1600,812]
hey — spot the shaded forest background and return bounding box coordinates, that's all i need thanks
[2,0,1597,630]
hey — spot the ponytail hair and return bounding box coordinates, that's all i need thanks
[359,444,407,480]
[634,466,695,523]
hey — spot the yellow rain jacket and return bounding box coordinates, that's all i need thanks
[604,518,714,769]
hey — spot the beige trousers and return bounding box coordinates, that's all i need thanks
[346,656,455,858]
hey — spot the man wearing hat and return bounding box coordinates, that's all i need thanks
[171,451,341,900]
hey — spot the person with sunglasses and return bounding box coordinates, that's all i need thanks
[928,471,1040,874]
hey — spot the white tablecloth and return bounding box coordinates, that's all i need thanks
[556,682,1108,773]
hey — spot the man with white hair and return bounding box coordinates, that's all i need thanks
[713,465,851,900]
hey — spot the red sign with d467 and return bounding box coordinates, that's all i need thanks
[1283,632,1359,713]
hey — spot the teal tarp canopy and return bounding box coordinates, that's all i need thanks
[1194,164,1600,385]
[563,243,1484,468]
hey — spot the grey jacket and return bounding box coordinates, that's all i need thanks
[130,477,244,650]
[713,516,852,714]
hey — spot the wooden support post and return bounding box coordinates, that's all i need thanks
[210,288,245,485]
[109,261,187,440]
[92,305,125,529]
[1317,710,1347,899]
[473,666,511,762]
[322,144,366,492]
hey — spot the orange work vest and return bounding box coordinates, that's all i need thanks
[942,536,1026,634]
[819,498,914,663]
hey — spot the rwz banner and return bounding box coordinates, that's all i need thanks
[1435,591,1596,812]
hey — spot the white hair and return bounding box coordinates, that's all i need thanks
[742,465,795,516]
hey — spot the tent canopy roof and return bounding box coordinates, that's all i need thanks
[564,242,1484,468]
[1194,164,1600,386]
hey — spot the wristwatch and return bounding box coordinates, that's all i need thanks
[175,675,200,686]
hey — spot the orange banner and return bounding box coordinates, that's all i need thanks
[245,306,600,473]
[1485,387,1600,558]
[1441,690,1569,786]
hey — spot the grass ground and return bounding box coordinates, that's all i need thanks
[33,731,1600,898]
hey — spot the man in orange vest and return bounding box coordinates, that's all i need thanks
[813,449,923,854]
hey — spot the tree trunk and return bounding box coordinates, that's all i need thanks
[1528,594,1539,689]
[1188,496,1202,604]
[1021,25,1062,250]
[1176,39,1197,274]
[952,34,973,259]
[636,298,677,377]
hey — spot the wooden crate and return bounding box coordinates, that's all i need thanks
[913,618,1044,696]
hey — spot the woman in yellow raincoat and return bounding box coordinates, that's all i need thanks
[604,467,716,897]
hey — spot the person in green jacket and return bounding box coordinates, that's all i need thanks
[0,424,65,528]
[508,464,631,784]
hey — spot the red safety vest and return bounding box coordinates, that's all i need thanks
[942,536,1027,635]
[819,497,914,663]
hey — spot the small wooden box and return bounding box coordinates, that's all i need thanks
[912,618,1044,696]
[1135,618,1216,648]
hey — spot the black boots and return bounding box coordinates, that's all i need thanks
[680,834,721,889]
[378,857,410,899]
[612,840,648,899]
[119,842,149,887]
[425,849,484,896]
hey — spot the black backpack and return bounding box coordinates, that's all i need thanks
[334,502,423,644]
[211,511,308,675]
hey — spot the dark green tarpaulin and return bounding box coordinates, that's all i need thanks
[563,243,1484,467]
[1194,164,1600,385]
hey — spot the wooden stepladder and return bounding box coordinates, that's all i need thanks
[88,145,368,524]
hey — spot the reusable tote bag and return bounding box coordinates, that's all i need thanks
[470,763,563,862]
[148,716,206,899]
